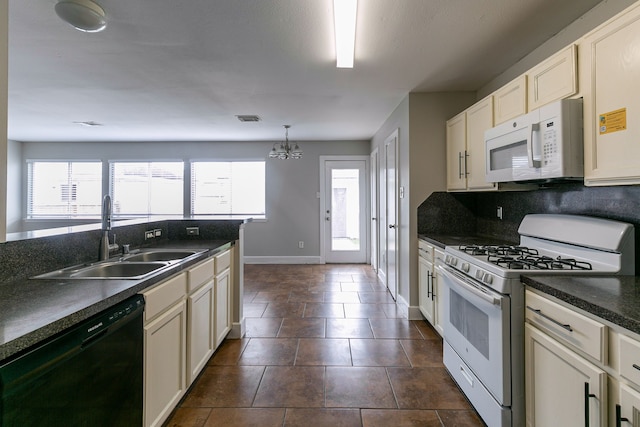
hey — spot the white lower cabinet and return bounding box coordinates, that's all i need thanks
[215,266,232,348]
[144,297,187,427]
[418,254,435,325]
[187,280,214,384]
[525,323,606,427]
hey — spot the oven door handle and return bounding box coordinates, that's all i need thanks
[437,264,501,306]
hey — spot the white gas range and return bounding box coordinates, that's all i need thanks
[437,214,635,427]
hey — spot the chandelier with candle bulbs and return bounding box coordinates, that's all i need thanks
[269,125,302,160]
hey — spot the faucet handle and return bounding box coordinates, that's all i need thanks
[122,244,130,255]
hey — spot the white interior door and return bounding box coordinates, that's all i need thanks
[385,131,398,300]
[323,159,368,263]
[370,149,379,272]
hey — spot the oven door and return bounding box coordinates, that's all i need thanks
[438,263,511,405]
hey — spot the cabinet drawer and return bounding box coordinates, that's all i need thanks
[619,334,640,387]
[143,273,187,322]
[187,258,214,293]
[418,240,434,261]
[525,290,607,363]
[214,249,231,274]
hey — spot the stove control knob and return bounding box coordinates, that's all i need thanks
[483,274,493,285]
[450,258,458,266]
[444,255,451,264]
[475,270,484,280]
[461,263,470,273]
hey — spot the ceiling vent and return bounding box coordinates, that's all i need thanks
[236,115,261,122]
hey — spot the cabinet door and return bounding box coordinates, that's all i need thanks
[144,300,187,427]
[418,256,435,325]
[214,268,232,348]
[493,75,527,125]
[446,112,467,191]
[466,97,497,191]
[433,252,445,337]
[525,323,606,427]
[187,280,214,384]
[527,45,578,111]
[619,383,640,427]
[582,3,640,186]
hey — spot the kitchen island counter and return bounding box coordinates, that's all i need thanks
[522,274,640,336]
[0,239,233,361]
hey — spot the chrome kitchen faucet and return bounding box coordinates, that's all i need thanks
[99,195,119,260]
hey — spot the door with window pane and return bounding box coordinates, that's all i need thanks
[323,160,367,263]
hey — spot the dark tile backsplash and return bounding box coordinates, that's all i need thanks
[0,220,241,283]
[418,183,640,274]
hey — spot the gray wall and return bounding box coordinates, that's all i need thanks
[14,139,370,258]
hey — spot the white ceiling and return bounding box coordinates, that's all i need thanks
[8,0,603,143]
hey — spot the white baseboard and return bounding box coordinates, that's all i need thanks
[228,317,246,339]
[244,256,323,264]
[407,305,424,321]
[395,294,409,319]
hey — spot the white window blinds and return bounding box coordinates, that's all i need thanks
[191,161,265,215]
[27,161,102,218]
[110,162,184,215]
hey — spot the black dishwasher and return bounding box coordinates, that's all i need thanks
[0,294,144,427]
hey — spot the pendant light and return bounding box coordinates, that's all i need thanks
[269,125,303,160]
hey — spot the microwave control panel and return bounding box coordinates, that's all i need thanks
[542,128,558,165]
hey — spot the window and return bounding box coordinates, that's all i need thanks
[110,162,184,216]
[27,161,102,218]
[191,161,265,215]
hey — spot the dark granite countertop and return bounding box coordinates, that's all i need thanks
[522,275,640,336]
[418,234,517,249]
[0,239,233,361]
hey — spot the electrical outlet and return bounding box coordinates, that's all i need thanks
[497,206,503,220]
[145,231,155,240]
[186,227,200,236]
[298,241,304,249]
[154,229,162,237]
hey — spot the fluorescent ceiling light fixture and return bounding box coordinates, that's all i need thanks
[333,0,357,68]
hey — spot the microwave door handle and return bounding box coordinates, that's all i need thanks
[527,123,541,168]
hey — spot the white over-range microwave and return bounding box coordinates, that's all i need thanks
[484,98,583,183]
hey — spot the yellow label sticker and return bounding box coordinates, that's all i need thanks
[599,108,627,135]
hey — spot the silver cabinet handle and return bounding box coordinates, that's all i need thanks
[526,306,573,332]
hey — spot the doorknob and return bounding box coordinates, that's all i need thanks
[372,217,377,221]
[388,224,396,229]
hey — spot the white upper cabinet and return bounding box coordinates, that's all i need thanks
[493,75,527,125]
[446,111,467,191]
[580,2,640,186]
[527,44,578,111]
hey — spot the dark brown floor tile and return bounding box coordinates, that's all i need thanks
[238,338,298,365]
[413,319,442,339]
[381,302,408,318]
[387,367,473,410]
[284,408,361,427]
[325,366,396,408]
[181,365,265,407]
[208,338,249,365]
[324,291,361,303]
[400,339,444,367]
[308,282,342,292]
[288,290,325,303]
[253,366,325,407]
[369,318,424,339]
[350,339,411,367]
[243,302,268,317]
[203,408,286,427]
[304,302,345,318]
[361,409,442,427]
[358,291,396,304]
[324,273,355,282]
[341,282,374,292]
[295,338,351,366]
[243,291,257,303]
[437,409,485,426]
[343,303,387,318]
[245,317,282,337]
[165,407,211,427]
[252,291,291,303]
[278,317,326,338]
[262,301,305,318]
[326,318,373,338]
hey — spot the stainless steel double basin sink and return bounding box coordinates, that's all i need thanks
[33,249,206,280]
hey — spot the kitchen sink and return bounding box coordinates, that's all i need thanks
[120,249,204,263]
[33,261,170,280]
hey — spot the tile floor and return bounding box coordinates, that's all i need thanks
[165,264,485,427]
